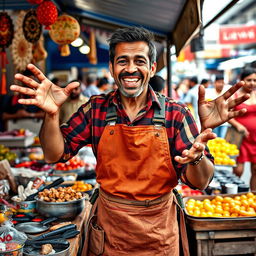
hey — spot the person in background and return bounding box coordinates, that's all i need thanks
[228,68,256,190]
[10,27,250,256]
[59,81,88,124]
[77,73,87,92]
[2,69,44,132]
[149,75,165,93]
[83,73,101,97]
[176,78,190,102]
[200,78,210,89]
[97,77,111,94]
[183,76,200,125]
[205,75,232,138]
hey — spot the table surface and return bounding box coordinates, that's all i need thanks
[68,200,91,256]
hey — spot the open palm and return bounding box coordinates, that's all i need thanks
[198,82,250,131]
[10,64,79,115]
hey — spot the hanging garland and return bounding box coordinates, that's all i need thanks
[0,12,14,94]
[11,11,33,72]
[23,9,42,44]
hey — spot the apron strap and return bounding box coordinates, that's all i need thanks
[105,93,166,126]
[173,190,190,256]
[106,103,117,125]
[152,93,166,126]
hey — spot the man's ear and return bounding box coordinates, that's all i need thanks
[150,62,157,78]
[109,62,113,77]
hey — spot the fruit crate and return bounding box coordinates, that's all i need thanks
[184,193,256,256]
[183,192,256,231]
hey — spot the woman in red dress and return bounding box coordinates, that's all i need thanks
[229,68,256,190]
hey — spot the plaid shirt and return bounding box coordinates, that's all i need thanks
[60,87,213,181]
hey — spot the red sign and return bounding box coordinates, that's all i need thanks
[219,25,256,44]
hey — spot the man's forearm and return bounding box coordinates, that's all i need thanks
[39,111,64,163]
[186,157,214,190]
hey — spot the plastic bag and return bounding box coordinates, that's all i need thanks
[0,226,27,255]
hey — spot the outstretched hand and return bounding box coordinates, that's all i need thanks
[198,82,250,131]
[174,128,216,164]
[10,64,80,115]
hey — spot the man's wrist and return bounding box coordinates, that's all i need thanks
[189,152,205,165]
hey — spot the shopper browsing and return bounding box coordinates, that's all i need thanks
[10,27,250,256]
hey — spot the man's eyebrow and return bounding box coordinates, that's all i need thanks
[116,55,147,60]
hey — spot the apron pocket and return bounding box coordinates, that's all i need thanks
[89,216,105,255]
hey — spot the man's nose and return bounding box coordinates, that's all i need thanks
[125,62,138,73]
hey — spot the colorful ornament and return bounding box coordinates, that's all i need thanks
[11,11,33,72]
[32,35,47,63]
[0,12,14,94]
[23,9,42,44]
[27,0,44,4]
[49,14,80,56]
[36,1,58,30]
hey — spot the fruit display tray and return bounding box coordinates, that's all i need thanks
[183,193,256,231]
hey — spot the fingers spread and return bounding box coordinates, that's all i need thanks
[10,85,37,96]
[228,108,247,119]
[198,84,205,104]
[222,81,244,100]
[228,94,250,109]
[14,74,39,89]
[18,98,38,105]
[64,82,80,95]
[27,64,47,83]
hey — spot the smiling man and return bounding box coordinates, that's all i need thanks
[10,27,250,256]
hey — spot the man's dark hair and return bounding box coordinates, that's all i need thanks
[108,27,157,66]
[149,75,165,92]
[215,75,224,81]
[97,77,109,88]
[240,68,256,80]
[189,76,198,84]
[200,79,209,85]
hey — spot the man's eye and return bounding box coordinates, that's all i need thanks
[136,60,146,64]
[117,60,126,64]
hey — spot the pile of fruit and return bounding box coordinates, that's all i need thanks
[54,156,85,171]
[176,184,203,197]
[71,181,93,192]
[0,144,17,161]
[207,137,239,166]
[185,192,256,218]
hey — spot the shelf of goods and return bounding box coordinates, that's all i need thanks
[183,192,256,256]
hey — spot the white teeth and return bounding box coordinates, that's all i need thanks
[123,78,139,82]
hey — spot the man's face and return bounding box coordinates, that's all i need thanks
[109,41,156,98]
[214,79,224,93]
[70,86,81,99]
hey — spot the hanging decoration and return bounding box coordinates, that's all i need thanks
[0,12,14,94]
[49,14,80,57]
[32,35,47,63]
[23,9,42,44]
[36,1,58,30]
[88,29,97,65]
[27,0,44,4]
[11,11,33,72]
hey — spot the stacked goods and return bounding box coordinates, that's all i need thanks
[207,137,238,166]
[54,156,85,171]
[0,144,17,161]
[71,181,93,192]
[185,192,256,218]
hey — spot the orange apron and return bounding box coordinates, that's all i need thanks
[82,96,190,255]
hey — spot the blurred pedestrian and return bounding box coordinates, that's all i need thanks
[205,75,232,138]
[228,68,256,190]
[83,73,101,97]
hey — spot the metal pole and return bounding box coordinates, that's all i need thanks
[166,39,172,98]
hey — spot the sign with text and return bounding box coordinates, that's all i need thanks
[219,25,256,44]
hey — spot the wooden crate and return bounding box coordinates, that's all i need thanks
[188,229,256,256]
[184,192,256,255]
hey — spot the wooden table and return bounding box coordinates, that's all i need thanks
[68,200,92,256]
